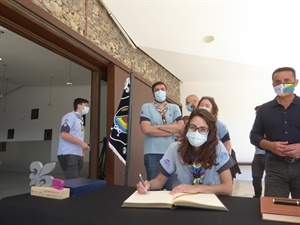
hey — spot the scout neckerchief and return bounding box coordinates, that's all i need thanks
[154,102,168,124]
[190,162,206,185]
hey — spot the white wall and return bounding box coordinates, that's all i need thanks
[0,85,91,165]
[181,74,300,163]
[0,81,108,172]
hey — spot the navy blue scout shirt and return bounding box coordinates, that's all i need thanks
[250,95,300,149]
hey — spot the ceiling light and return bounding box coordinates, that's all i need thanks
[202,35,214,43]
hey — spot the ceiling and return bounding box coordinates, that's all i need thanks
[0,0,299,96]
[0,26,91,95]
[102,0,300,82]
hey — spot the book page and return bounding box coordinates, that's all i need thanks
[172,193,228,211]
[122,190,174,208]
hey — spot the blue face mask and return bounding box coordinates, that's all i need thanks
[154,90,166,102]
[186,104,194,112]
[82,106,90,115]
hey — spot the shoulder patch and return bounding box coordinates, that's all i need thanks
[220,152,228,159]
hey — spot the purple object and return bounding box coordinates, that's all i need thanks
[52,178,65,190]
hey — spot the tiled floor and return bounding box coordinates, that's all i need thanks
[0,166,260,199]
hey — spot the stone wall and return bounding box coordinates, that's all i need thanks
[31,0,181,102]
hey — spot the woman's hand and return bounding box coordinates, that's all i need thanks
[170,184,198,195]
[136,180,150,194]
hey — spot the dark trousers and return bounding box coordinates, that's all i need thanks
[144,154,174,190]
[251,154,266,198]
[57,154,83,180]
[265,153,300,198]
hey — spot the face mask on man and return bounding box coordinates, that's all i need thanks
[186,130,208,147]
[154,90,166,102]
[82,106,90,115]
[273,83,295,97]
[186,104,194,112]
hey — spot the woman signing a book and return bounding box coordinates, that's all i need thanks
[137,108,234,196]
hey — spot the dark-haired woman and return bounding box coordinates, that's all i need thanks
[137,109,234,196]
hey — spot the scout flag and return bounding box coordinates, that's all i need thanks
[108,78,130,165]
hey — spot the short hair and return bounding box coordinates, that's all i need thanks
[272,67,296,80]
[151,81,167,93]
[254,105,260,111]
[73,98,89,111]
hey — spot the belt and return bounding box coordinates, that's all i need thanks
[268,153,298,164]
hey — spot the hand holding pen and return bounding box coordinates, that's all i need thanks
[137,174,150,194]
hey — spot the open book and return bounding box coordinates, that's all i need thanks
[122,190,228,211]
[260,196,300,224]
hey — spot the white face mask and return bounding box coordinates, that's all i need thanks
[186,130,208,147]
[199,106,211,113]
[82,106,90,115]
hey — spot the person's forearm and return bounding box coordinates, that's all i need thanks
[259,139,273,152]
[141,124,174,137]
[158,123,184,134]
[197,183,232,196]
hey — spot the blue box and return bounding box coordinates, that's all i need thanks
[64,178,106,196]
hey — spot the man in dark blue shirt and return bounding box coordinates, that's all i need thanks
[250,67,300,198]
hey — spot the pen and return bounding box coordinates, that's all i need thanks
[273,198,300,206]
[139,174,146,187]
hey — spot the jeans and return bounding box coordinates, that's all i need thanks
[144,154,173,190]
[251,154,266,198]
[264,154,300,198]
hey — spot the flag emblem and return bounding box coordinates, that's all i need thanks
[108,78,130,165]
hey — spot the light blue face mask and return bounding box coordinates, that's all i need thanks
[82,106,90,115]
[154,90,166,102]
[186,104,194,112]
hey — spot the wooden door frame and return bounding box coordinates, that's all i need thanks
[0,0,131,180]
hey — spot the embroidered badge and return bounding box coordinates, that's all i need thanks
[163,159,171,166]
[220,152,228,159]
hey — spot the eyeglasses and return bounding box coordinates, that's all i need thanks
[188,124,209,134]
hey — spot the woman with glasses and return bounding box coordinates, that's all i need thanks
[137,108,234,196]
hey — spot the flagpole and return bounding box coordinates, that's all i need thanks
[124,71,134,186]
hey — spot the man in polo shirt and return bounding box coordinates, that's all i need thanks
[57,98,90,179]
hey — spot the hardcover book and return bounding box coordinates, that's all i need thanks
[260,196,300,224]
[122,190,228,211]
[63,178,106,196]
